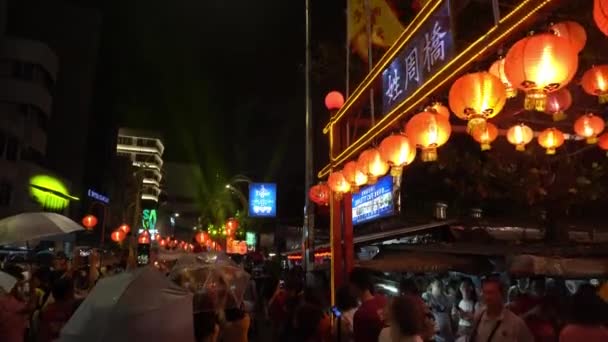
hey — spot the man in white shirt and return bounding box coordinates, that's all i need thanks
[469,277,533,342]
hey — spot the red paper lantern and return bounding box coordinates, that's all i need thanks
[504,33,578,112]
[581,65,608,104]
[470,122,499,151]
[489,57,517,98]
[427,102,450,119]
[550,21,587,53]
[159,238,167,247]
[328,171,351,194]
[325,91,345,111]
[449,71,507,132]
[195,231,208,245]
[405,111,451,162]
[545,88,572,121]
[138,231,151,244]
[82,215,97,230]
[356,148,389,183]
[594,0,608,37]
[118,224,130,234]
[538,128,565,155]
[111,229,125,243]
[342,160,368,191]
[507,123,534,151]
[379,134,414,176]
[309,183,330,206]
[226,218,239,233]
[598,133,608,155]
[574,113,606,144]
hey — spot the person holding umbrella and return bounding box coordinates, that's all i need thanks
[0,264,38,342]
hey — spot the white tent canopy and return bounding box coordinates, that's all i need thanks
[59,266,195,342]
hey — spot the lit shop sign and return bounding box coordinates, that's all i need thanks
[381,0,454,115]
[139,208,158,240]
[352,175,394,225]
[87,189,109,204]
[227,239,248,255]
[249,183,277,217]
[29,175,79,211]
[246,232,257,247]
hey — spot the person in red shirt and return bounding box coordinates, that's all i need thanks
[349,268,387,342]
[37,276,80,342]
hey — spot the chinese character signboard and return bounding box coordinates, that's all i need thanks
[382,0,454,115]
[249,183,277,217]
[352,175,394,225]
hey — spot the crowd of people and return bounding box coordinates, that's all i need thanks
[0,251,92,342]
[2,250,608,342]
[261,268,608,342]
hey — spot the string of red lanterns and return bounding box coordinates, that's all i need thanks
[317,20,608,200]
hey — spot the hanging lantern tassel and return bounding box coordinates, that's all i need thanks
[553,110,566,121]
[466,116,487,135]
[524,89,548,112]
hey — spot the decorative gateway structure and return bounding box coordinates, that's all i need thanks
[308,0,608,302]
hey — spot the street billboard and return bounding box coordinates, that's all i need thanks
[352,175,395,225]
[249,183,277,217]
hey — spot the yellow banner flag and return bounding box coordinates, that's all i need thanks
[348,0,404,60]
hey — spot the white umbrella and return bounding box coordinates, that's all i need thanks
[0,271,17,294]
[0,212,84,245]
[58,266,195,342]
[170,252,250,312]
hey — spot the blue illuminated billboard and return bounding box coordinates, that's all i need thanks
[352,175,395,225]
[249,183,277,217]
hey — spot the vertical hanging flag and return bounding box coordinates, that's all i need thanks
[348,0,404,62]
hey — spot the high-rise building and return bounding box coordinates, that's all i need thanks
[0,2,78,218]
[116,128,164,202]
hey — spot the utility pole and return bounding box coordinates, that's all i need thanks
[303,0,315,279]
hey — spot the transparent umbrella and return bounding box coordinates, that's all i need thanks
[169,252,250,312]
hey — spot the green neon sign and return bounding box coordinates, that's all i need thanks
[29,175,79,211]
[142,209,157,230]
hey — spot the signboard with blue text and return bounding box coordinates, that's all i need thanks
[382,0,454,116]
[87,189,109,204]
[249,183,277,217]
[352,175,395,225]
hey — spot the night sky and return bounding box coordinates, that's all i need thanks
[86,0,345,221]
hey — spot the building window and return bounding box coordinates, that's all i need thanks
[118,136,132,145]
[5,137,18,161]
[0,181,12,206]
